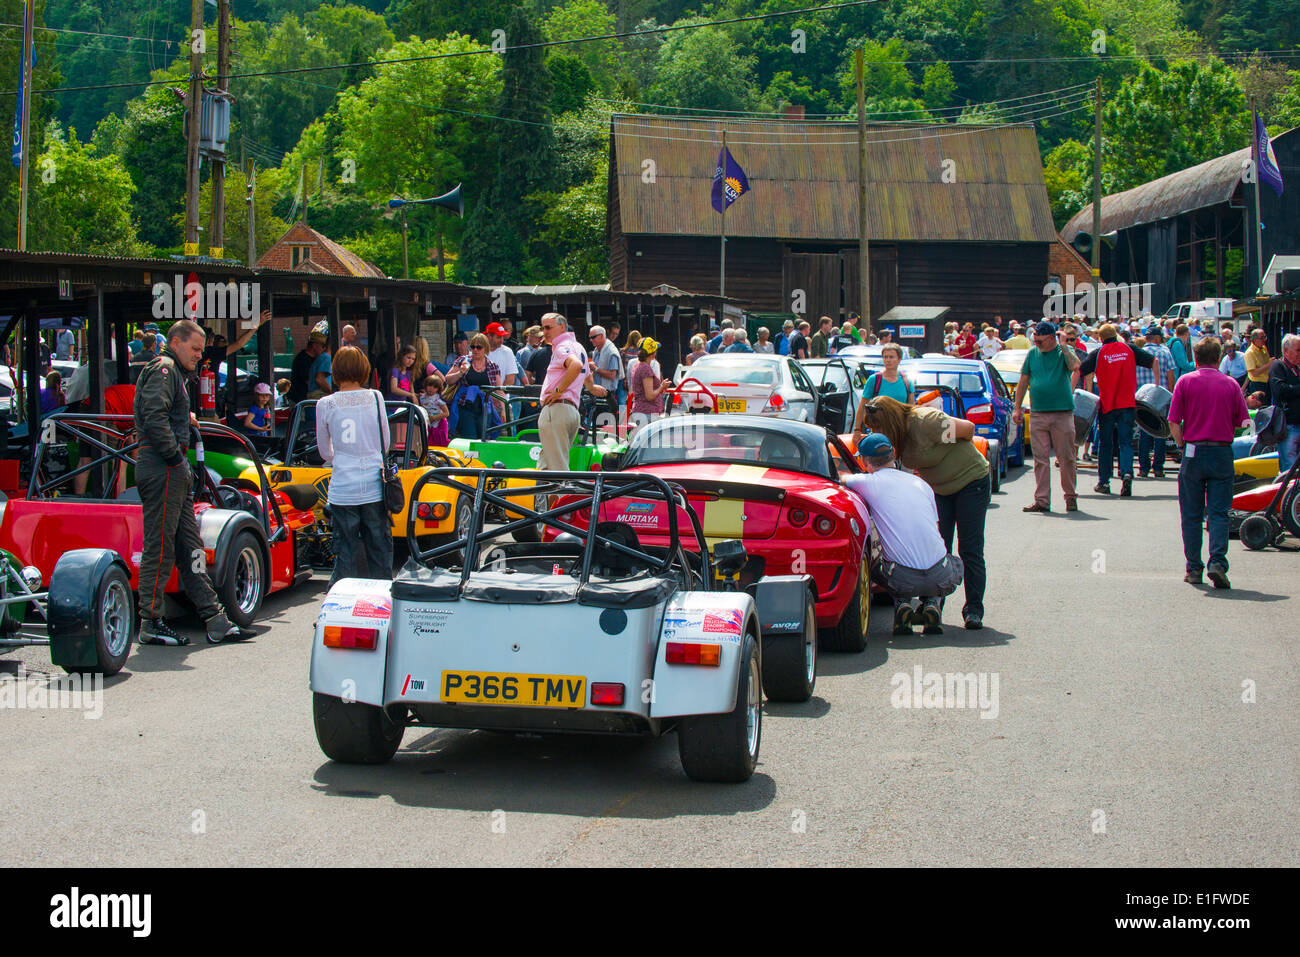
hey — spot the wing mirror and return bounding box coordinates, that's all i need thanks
[600,452,623,472]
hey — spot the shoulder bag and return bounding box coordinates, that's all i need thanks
[374,392,405,513]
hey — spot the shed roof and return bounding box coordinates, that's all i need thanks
[610,114,1058,244]
[1060,146,1256,242]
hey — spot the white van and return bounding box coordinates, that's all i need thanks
[1159,298,1234,323]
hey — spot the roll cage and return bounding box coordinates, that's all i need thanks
[283,399,431,470]
[26,413,288,542]
[405,468,714,593]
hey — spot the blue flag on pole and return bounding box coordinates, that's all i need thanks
[1254,110,1284,197]
[711,147,750,213]
[11,1,33,168]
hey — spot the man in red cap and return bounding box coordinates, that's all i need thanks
[484,321,518,387]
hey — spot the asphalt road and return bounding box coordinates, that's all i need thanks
[3,463,1297,867]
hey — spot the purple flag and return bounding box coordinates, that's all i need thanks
[711,147,750,213]
[1254,110,1284,197]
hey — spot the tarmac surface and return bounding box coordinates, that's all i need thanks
[3,462,1297,867]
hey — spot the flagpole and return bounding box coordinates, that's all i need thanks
[719,129,727,300]
[16,0,35,251]
[1252,99,1265,294]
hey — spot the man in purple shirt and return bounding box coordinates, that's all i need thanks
[1168,336,1250,589]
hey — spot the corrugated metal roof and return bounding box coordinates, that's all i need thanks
[1061,144,1260,241]
[611,115,1058,243]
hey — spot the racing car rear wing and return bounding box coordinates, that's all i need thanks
[407,468,713,594]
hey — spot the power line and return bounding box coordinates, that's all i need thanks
[5,0,891,97]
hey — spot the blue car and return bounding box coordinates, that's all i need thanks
[900,356,1026,479]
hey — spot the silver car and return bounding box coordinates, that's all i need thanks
[673,353,821,422]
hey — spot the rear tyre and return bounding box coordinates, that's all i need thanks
[761,591,817,703]
[219,530,265,628]
[510,492,546,544]
[1281,486,1300,539]
[64,564,133,677]
[313,692,404,764]
[678,633,760,782]
[821,557,868,653]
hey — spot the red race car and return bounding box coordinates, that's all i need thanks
[575,415,880,654]
[0,414,316,673]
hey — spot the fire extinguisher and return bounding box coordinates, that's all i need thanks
[199,361,216,414]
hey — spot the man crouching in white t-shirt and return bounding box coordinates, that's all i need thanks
[844,433,964,636]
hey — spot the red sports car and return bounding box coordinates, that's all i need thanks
[578,415,880,652]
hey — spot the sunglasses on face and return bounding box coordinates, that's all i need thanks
[471,344,485,350]
[1067,337,1077,343]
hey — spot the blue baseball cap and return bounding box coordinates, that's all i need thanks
[1034,321,1057,337]
[857,433,893,457]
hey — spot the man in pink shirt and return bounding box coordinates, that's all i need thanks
[1168,336,1250,589]
[538,313,587,471]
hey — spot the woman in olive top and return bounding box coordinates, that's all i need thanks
[860,395,991,630]
[850,343,914,448]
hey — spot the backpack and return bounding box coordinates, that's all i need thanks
[867,372,913,401]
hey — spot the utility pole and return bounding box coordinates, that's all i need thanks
[1091,77,1102,319]
[15,0,34,250]
[208,0,231,258]
[401,206,410,279]
[246,157,257,265]
[183,0,205,257]
[719,128,727,299]
[1251,96,1265,293]
[857,48,870,332]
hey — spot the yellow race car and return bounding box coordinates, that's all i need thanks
[239,400,485,564]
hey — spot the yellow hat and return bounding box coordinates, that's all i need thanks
[640,337,660,354]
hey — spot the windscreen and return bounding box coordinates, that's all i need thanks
[686,356,780,388]
[625,419,830,476]
[909,370,985,394]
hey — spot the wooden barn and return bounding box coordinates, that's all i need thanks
[1061,127,1300,310]
[607,114,1061,329]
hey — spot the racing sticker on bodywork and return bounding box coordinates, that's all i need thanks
[662,608,743,643]
[352,596,392,619]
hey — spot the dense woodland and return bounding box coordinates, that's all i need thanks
[2,0,1298,283]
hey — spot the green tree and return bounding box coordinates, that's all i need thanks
[27,122,146,255]
[548,54,596,116]
[1,0,64,245]
[93,74,188,250]
[235,15,336,156]
[543,0,618,92]
[647,21,760,112]
[192,164,291,265]
[921,62,957,113]
[460,7,557,282]
[1274,71,1300,129]
[1102,58,1249,194]
[534,158,609,283]
[335,34,502,267]
[1043,138,1091,227]
[305,4,395,61]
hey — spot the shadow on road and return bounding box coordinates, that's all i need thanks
[1194,587,1288,602]
[310,730,778,818]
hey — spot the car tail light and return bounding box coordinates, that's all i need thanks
[323,625,379,650]
[665,642,721,666]
[590,682,625,706]
[814,516,835,535]
[764,392,785,412]
[966,404,995,424]
[788,507,808,526]
[416,502,450,521]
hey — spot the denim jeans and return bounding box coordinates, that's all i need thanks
[330,498,393,589]
[1138,429,1167,474]
[1279,424,1300,475]
[1097,407,1135,482]
[933,474,989,618]
[1177,445,1233,573]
